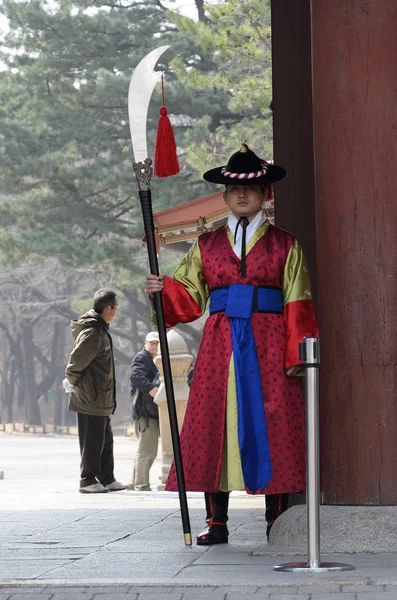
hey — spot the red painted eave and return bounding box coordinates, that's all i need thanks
[152,190,228,244]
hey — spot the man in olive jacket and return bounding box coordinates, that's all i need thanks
[65,289,127,494]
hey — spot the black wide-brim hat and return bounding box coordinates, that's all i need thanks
[203,144,286,186]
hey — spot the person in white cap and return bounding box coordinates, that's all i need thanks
[128,331,160,491]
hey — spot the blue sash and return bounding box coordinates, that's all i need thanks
[210,285,283,491]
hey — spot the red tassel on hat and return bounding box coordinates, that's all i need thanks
[154,74,180,178]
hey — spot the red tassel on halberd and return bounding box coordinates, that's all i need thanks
[154,75,180,178]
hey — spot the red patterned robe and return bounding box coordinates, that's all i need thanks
[162,219,318,495]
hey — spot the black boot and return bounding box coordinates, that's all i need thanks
[197,491,229,546]
[265,493,289,541]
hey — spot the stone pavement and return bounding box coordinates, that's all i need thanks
[1,433,397,599]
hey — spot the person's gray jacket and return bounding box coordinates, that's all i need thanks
[130,348,159,424]
[65,310,116,416]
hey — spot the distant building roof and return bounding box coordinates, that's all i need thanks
[153,191,228,244]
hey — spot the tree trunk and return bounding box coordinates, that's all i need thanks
[11,330,25,411]
[8,359,16,422]
[53,321,66,426]
[194,0,207,22]
[3,355,16,423]
[21,324,41,425]
[0,355,9,423]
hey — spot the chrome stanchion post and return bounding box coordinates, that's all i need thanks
[274,337,355,573]
[305,337,321,568]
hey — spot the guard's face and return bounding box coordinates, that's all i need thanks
[223,185,265,220]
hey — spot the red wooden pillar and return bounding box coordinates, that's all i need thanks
[271,0,317,298]
[312,1,397,503]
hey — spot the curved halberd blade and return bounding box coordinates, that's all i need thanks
[128,45,170,164]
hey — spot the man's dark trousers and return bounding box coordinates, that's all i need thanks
[78,414,115,488]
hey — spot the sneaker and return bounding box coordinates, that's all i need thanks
[79,483,109,494]
[106,481,128,492]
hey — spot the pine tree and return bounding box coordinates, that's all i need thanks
[169,0,273,174]
[0,0,230,269]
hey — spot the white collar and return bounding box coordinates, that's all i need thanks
[227,210,267,257]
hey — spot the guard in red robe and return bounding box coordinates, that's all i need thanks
[146,145,318,545]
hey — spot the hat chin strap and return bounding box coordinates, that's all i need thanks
[234,217,249,278]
